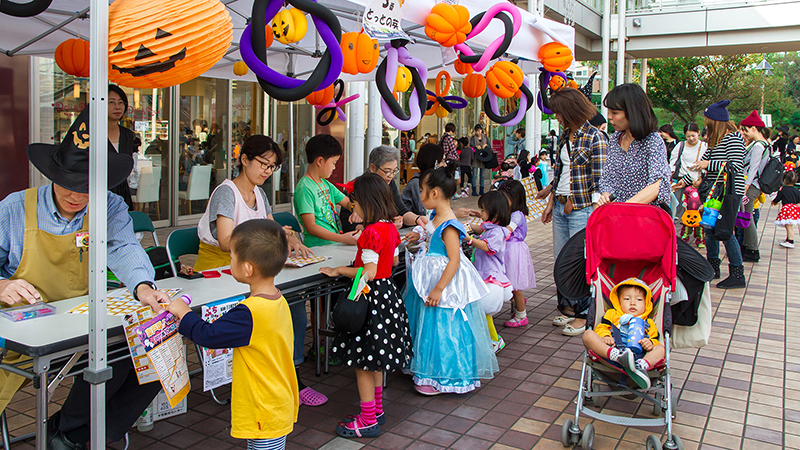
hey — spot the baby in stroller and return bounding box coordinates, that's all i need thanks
[582,277,665,390]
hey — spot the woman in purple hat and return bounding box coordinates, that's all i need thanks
[687,100,747,289]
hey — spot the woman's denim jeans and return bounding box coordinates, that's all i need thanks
[552,200,593,261]
[706,232,744,266]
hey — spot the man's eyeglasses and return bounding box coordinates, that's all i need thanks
[254,157,281,172]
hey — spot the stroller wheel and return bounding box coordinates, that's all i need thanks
[581,423,595,450]
[664,434,683,450]
[560,419,575,447]
[646,434,663,450]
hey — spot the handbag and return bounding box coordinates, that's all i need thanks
[735,210,752,229]
[671,281,711,349]
[332,268,370,334]
[712,172,741,241]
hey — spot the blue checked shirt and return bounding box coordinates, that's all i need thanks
[0,185,154,294]
[552,122,608,210]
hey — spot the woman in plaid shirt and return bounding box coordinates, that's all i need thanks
[539,88,608,336]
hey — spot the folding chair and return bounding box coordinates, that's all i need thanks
[165,227,200,277]
[129,211,159,246]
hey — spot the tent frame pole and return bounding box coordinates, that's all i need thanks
[6,6,89,56]
[86,0,110,447]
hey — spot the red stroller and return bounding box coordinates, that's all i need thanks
[562,203,682,450]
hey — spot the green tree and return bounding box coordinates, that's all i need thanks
[647,55,759,125]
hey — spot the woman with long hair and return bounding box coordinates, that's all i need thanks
[540,87,608,336]
[597,83,671,208]
[659,124,679,161]
[690,100,747,289]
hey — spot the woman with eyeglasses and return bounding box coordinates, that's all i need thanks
[342,145,428,232]
[194,134,311,272]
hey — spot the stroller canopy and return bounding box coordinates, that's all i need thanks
[584,204,677,289]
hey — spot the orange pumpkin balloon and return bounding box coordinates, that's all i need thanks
[453,58,473,75]
[340,31,379,75]
[394,67,412,93]
[306,84,334,107]
[567,79,579,89]
[264,25,274,48]
[549,74,566,91]
[108,0,232,88]
[233,61,248,76]
[462,73,486,98]
[55,39,90,78]
[485,61,524,99]
[424,3,472,48]
[538,42,573,72]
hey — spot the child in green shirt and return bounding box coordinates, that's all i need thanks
[294,134,359,247]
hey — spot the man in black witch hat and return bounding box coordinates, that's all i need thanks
[0,107,168,449]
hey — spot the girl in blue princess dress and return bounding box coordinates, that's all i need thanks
[404,162,499,395]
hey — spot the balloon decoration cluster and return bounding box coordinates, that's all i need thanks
[536,42,576,114]
[307,79,360,126]
[241,0,342,102]
[340,31,379,75]
[425,71,468,118]
[484,61,533,126]
[375,40,428,131]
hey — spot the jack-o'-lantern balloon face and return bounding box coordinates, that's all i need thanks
[486,61,524,99]
[682,210,701,227]
[549,75,566,91]
[271,7,308,45]
[394,67,412,93]
[341,31,379,75]
[108,0,232,89]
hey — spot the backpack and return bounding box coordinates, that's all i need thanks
[755,140,784,194]
[145,246,178,280]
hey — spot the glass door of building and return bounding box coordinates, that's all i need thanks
[178,77,228,221]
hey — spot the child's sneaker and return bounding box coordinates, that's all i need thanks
[781,240,795,248]
[491,336,505,353]
[617,349,651,390]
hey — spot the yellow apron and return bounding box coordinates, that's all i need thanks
[0,188,89,412]
[193,241,231,272]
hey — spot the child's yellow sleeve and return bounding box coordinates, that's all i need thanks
[594,323,612,338]
[646,318,660,347]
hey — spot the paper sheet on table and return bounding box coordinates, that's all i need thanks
[68,288,182,316]
[200,296,245,391]
[285,255,331,268]
[136,311,191,408]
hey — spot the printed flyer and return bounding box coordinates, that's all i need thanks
[136,310,191,408]
[200,295,245,391]
[122,306,159,385]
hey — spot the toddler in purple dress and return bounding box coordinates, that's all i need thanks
[468,191,513,353]
[499,180,536,327]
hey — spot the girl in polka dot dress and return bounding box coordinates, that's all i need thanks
[773,171,800,249]
[320,173,412,438]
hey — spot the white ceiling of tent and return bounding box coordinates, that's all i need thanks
[0,0,574,82]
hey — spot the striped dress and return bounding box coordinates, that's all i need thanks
[684,132,746,196]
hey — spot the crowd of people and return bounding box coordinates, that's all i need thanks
[0,80,797,449]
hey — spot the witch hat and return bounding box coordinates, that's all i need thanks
[26,106,133,193]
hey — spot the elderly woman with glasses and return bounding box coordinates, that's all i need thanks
[342,145,428,231]
[194,135,310,271]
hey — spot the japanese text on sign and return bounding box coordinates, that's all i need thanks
[362,0,411,41]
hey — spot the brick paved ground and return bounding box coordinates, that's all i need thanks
[3,196,795,450]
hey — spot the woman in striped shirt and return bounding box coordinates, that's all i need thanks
[688,100,747,289]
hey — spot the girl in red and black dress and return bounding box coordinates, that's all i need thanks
[773,171,800,248]
[320,173,412,438]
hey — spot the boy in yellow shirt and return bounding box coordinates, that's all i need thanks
[582,278,664,389]
[167,219,298,448]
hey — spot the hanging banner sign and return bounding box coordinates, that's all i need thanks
[362,0,412,41]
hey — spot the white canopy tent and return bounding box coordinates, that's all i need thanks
[1,0,574,81]
[0,1,573,448]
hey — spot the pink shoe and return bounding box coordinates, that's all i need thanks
[415,385,442,396]
[299,387,328,406]
[504,317,529,327]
